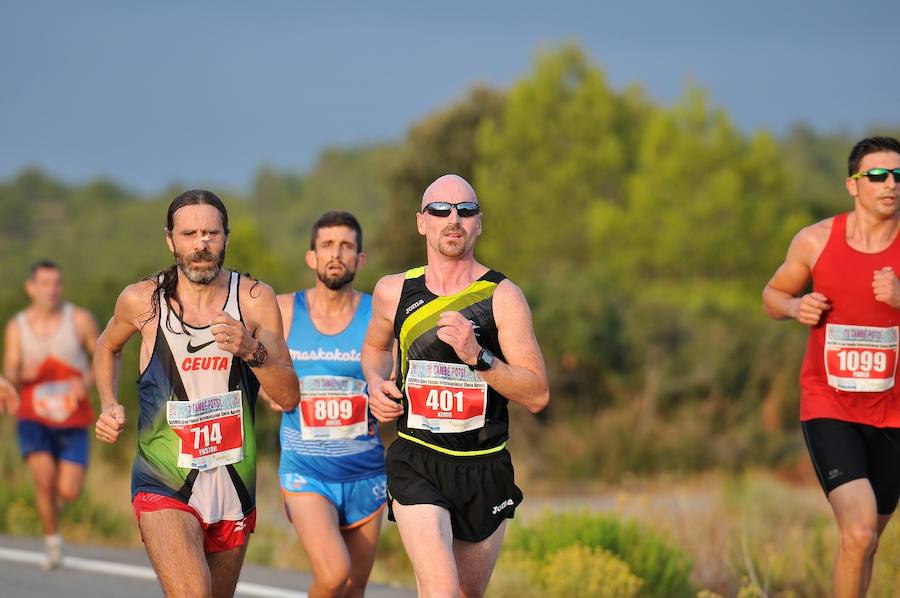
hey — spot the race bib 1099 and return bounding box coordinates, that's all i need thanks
[824,324,899,392]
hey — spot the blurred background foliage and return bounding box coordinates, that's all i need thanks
[2,44,899,484]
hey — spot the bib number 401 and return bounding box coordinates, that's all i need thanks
[425,389,464,413]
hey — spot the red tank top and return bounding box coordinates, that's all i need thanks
[16,303,93,428]
[800,212,900,426]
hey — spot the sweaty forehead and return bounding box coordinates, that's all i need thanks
[422,174,478,208]
[859,151,900,170]
[172,204,225,230]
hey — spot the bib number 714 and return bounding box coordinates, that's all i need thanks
[193,422,223,449]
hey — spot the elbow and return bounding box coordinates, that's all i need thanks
[282,391,300,411]
[528,388,550,414]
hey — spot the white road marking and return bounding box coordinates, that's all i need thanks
[0,546,307,598]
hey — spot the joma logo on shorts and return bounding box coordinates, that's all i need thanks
[491,498,514,515]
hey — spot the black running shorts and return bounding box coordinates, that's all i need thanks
[802,418,900,515]
[385,438,523,542]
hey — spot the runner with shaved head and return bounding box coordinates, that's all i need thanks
[362,174,549,597]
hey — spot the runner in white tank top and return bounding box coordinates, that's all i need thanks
[92,191,300,598]
[3,260,98,569]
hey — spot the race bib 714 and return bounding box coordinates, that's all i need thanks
[167,390,244,470]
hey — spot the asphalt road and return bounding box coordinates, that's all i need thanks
[0,534,414,598]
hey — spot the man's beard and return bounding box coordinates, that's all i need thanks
[176,248,225,284]
[317,261,356,290]
[437,224,469,258]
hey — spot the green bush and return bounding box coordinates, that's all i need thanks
[491,544,643,597]
[504,510,694,597]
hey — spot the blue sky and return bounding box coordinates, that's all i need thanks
[1,0,896,193]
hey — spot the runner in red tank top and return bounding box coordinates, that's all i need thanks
[763,136,900,598]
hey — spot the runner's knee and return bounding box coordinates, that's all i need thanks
[314,561,351,595]
[56,483,81,503]
[839,524,879,558]
[162,575,212,598]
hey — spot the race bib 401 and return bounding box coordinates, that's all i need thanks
[404,360,487,434]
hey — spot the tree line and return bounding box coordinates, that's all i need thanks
[2,45,897,480]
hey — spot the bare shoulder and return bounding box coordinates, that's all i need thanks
[373,273,405,298]
[71,304,97,324]
[275,292,295,314]
[494,278,529,307]
[493,279,532,321]
[789,217,833,266]
[794,217,832,250]
[369,273,405,322]
[4,316,19,337]
[239,276,276,305]
[118,280,156,313]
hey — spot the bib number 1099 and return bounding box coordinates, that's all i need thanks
[835,350,887,373]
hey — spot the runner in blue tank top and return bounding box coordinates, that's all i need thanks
[266,211,385,598]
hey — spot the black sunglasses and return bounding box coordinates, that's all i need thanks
[851,168,900,183]
[422,201,481,218]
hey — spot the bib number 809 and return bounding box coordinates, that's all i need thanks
[314,399,353,421]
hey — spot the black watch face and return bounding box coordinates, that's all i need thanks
[478,349,494,370]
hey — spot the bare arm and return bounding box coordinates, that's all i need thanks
[3,320,22,387]
[762,221,831,326]
[219,281,299,411]
[94,283,150,443]
[437,280,549,413]
[74,306,100,390]
[361,275,404,423]
[257,293,296,412]
[0,374,18,415]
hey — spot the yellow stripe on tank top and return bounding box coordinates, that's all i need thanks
[398,281,497,380]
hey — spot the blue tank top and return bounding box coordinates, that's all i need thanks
[279,291,384,482]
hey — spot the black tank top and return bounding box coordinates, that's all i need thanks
[393,267,509,455]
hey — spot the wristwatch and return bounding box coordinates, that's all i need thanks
[246,340,269,368]
[470,347,496,372]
